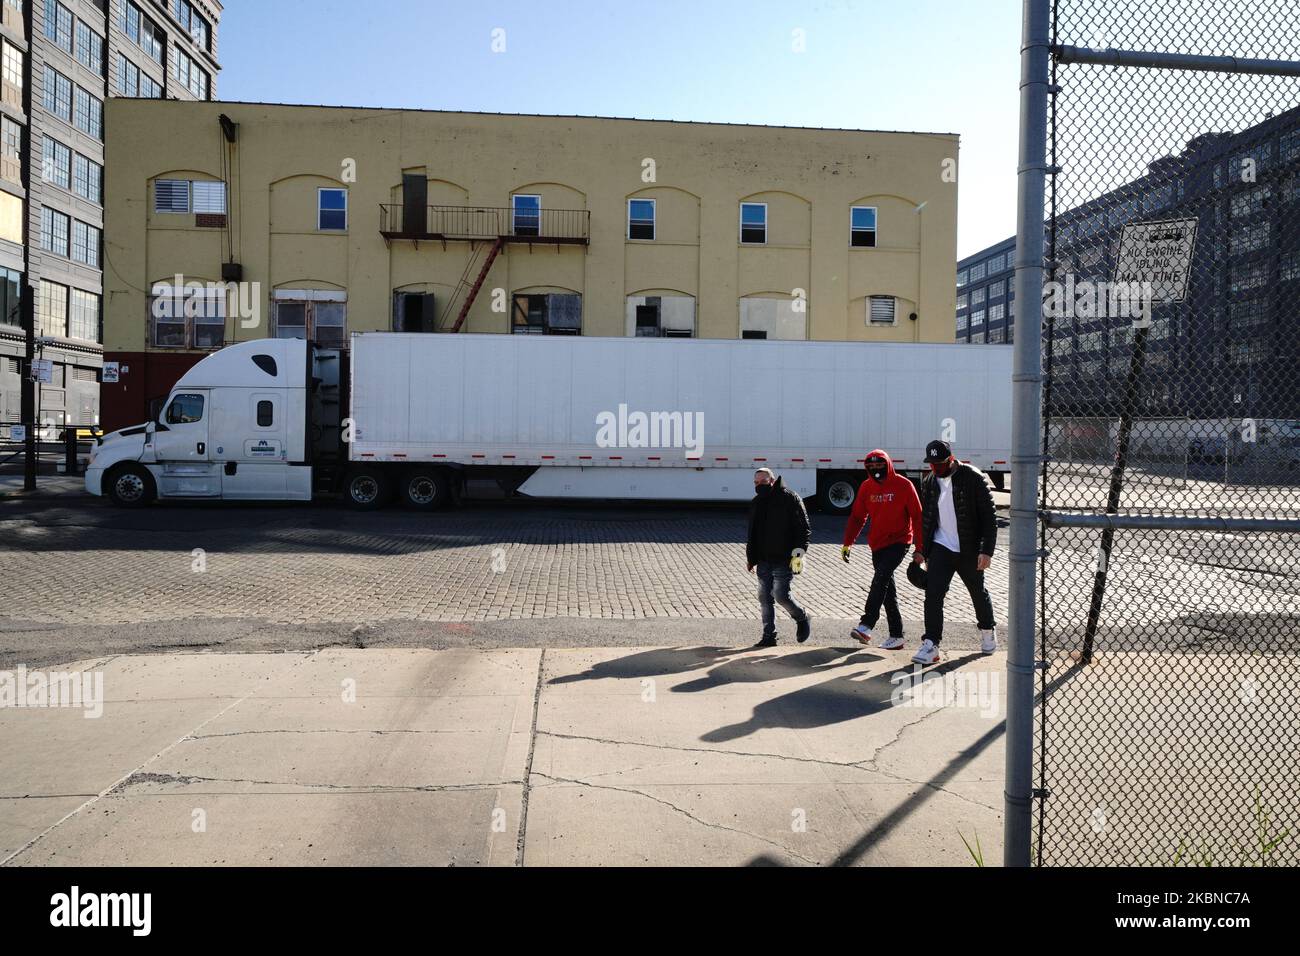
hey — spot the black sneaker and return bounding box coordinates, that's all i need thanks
[796,615,812,643]
[752,635,778,648]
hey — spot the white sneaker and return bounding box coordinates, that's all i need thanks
[850,624,872,645]
[880,635,906,651]
[980,626,998,655]
[911,639,940,664]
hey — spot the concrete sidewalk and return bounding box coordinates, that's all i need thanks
[0,646,1006,866]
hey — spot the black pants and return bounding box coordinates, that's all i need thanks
[923,544,996,646]
[859,542,905,637]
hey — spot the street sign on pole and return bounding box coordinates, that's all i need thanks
[32,359,52,384]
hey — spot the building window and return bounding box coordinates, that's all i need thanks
[318,188,347,230]
[43,65,72,122]
[275,297,346,347]
[69,288,99,342]
[174,0,211,50]
[155,179,189,212]
[73,87,103,139]
[988,303,1005,323]
[511,293,581,335]
[989,326,1006,344]
[1283,129,1300,164]
[2,40,22,93]
[1230,185,1271,219]
[193,181,226,213]
[176,49,209,99]
[956,270,968,288]
[956,293,968,311]
[118,55,161,98]
[956,312,968,332]
[149,283,225,348]
[511,194,540,237]
[393,292,436,333]
[627,294,695,337]
[72,220,100,267]
[970,309,985,327]
[38,279,68,337]
[75,22,105,74]
[44,0,73,53]
[970,330,986,344]
[0,116,18,183]
[971,286,986,306]
[0,266,21,327]
[867,295,896,325]
[987,253,1006,273]
[1282,250,1300,282]
[739,202,767,244]
[989,279,1006,299]
[121,2,164,65]
[41,135,71,189]
[40,206,69,256]
[850,206,877,247]
[73,154,102,203]
[1230,260,1269,293]
[627,198,655,240]
[1229,222,1269,255]
[969,261,986,282]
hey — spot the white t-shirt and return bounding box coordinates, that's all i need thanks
[934,475,961,552]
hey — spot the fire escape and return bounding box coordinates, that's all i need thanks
[379,182,590,332]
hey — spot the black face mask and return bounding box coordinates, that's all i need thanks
[869,468,887,482]
[755,484,773,496]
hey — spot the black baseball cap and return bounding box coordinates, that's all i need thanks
[924,439,953,463]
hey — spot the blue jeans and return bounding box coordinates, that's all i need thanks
[756,561,808,638]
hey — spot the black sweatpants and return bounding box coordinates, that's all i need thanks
[923,544,996,646]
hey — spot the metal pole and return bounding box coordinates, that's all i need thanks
[1005,0,1050,868]
[1054,45,1300,77]
[19,0,33,491]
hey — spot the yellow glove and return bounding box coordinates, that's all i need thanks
[841,546,852,563]
[790,549,805,575]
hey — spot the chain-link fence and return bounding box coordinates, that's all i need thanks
[1029,0,1300,865]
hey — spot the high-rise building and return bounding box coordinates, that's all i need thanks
[955,103,1300,422]
[0,0,221,437]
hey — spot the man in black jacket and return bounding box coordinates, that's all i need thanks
[746,468,812,647]
[910,440,998,663]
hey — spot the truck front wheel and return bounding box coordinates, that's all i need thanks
[105,463,156,508]
[344,467,392,510]
[400,468,451,510]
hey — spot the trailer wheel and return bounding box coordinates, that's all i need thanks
[344,467,392,510]
[818,473,859,515]
[400,468,450,511]
[105,463,156,508]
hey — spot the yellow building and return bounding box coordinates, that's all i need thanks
[101,99,958,428]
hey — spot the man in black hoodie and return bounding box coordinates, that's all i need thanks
[746,468,813,647]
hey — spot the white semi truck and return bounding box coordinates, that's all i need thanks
[86,332,1013,512]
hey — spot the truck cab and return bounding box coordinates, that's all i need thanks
[85,339,333,506]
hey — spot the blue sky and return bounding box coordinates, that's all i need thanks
[218,0,1022,257]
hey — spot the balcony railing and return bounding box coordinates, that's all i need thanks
[379,205,590,244]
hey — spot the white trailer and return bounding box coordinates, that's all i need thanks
[86,332,1012,511]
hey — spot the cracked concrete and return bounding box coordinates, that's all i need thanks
[1,645,1006,866]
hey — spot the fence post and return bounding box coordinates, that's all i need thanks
[1005,0,1051,867]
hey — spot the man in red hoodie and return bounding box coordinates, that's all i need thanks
[840,449,924,650]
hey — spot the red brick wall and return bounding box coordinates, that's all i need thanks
[100,352,206,432]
